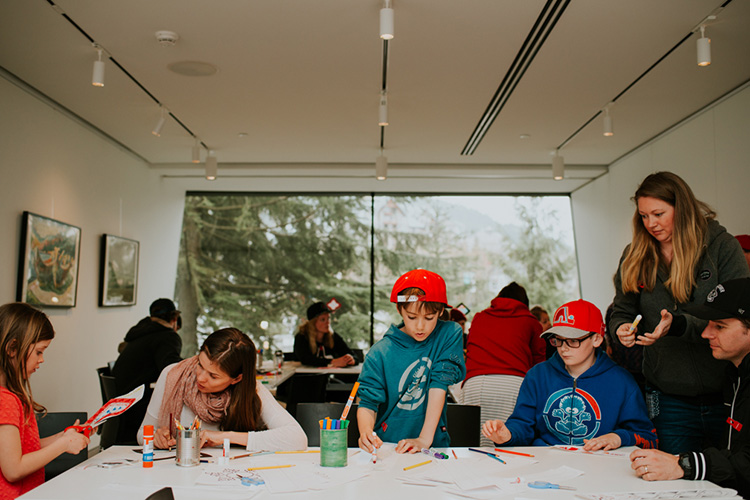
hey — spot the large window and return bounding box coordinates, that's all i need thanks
[175,193,578,358]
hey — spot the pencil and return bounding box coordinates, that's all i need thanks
[452,449,458,459]
[231,451,273,460]
[488,454,506,464]
[247,464,295,471]
[403,460,432,471]
[340,381,360,420]
[274,450,319,454]
[494,448,535,458]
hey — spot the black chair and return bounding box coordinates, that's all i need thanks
[446,403,481,447]
[145,487,174,500]
[295,402,360,447]
[36,411,88,481]
[95,366,111,404]
[283,373,329,418]
[98,373,119,449]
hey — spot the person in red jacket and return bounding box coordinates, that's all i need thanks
[463,282,545,446]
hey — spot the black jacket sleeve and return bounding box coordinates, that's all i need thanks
[153,332,182,372]
[690,448,750,497]
[331,332,357,365]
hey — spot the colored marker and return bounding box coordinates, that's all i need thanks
[247,464,295,471]
[340,381,360,420]
[403,460,432,471]
[627,314,642,335]
[494,448,535,458]
[372,432,378,464]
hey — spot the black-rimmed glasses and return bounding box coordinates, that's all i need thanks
[548,332,596,348]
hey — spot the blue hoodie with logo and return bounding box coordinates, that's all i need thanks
[357,320,466,447]
[503,349,657,448]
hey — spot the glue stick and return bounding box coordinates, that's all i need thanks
[143,425,154,468]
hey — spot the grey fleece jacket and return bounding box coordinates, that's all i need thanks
[610,219,750,397]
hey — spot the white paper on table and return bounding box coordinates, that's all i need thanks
[195,465,259,486]
[552,445,630,458]
[289,462,372,490]
[574,488,740,500]
[102,483,260,500]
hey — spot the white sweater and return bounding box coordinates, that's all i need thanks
[137,362,307,451]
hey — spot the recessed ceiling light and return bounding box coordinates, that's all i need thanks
[238,132,248,138]
[167,61,218,77]
[519,134,531,140]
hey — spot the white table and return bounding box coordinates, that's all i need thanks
[20,445,738,500]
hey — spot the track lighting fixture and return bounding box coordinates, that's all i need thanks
[152,107,166,137]
[380,1,394,40]
[205,151,217,180]
[603,104,614,137]
[378,92,389,126]
[376,152,388,181]
[697,25,711,67]
[552,150,564,181]
[92,45,105,87]
[192,137,201,163]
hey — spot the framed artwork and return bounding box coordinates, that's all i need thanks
[99,234,139,307]
[17,211,82,307]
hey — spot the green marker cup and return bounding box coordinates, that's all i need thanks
[320,428,348,467]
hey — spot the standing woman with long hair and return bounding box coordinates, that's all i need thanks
[611,171,749,454]
[0,303,89,499]
[139,328,306,450]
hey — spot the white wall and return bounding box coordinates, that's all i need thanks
[0,77,185,443]
[572,83,750,313]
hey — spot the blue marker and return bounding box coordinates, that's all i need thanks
[528,481,575,490]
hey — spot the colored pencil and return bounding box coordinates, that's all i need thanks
[494,448,535,458]
[468,447,499,457]
[340,381,360,420]
[488,454,506,464]
[452,449,458,459]
[403,460,432,471]
[247,464,295,471]
[275,450,319,454]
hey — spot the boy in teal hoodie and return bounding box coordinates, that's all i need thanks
[357,269,466,454]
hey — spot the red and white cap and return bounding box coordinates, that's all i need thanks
[541,299,604,339]
[390,269,451,307]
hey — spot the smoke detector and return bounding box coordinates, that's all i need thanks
[155,31,179,47]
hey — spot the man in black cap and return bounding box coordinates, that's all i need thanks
[629,278,750,497]
[111,298,182,443]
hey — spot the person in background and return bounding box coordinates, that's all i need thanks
[449,308,468,349]
[139,328,306,451]
[531,305,555,359]
[483,300,657,451]
[0,303,89,499]
[357,269,465,454]
[463,282,545,446]
[735,234,750,269]
[612,171,749,454]
[112,298,182,444]
[629,278,750,498]
[293,302,356,368]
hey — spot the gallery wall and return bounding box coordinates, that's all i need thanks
[0,77,185,444]
[572,83,750,313]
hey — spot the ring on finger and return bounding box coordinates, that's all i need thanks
[644,466,648,473]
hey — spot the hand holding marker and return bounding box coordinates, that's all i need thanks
[627,314,642,335]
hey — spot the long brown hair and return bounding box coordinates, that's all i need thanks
[298,317,333,355]
[620,171,715,303]
[0,303,55,416]
[200,328,264,432]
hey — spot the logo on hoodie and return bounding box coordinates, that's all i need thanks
[543,388,602,445]
[396,357,432,411]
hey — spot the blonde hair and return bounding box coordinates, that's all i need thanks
[298,316,333,355]
[0,303,55,416]
[395,287,445,316]
[620,172,715,303]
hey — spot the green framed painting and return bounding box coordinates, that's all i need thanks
[99,234,139,307]
[17,211,81,307]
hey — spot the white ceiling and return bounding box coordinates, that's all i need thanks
[1,0,749,192]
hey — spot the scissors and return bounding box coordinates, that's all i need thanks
[528,481,576,490]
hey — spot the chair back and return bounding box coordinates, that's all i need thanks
[295,402,360,447]
[36,411,88,481]
[95,366,111,403]
[446,403,481,447]
[98,373,119,449]
[284,374,329,418]
[145,487,174,500]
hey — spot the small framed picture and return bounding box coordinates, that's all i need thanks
[99,234,140,307]
[454,302,470,316]
[17,211,82,307]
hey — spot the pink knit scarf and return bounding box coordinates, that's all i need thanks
[157,356,231,430]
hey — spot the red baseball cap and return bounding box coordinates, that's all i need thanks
[735,234,750,252]
[390,269,451,307]
[541,299,604,339]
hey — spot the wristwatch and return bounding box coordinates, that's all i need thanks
[678,453,694,479]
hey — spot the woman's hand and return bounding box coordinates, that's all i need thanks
[616,323,637,348]
[330,354,355,368]
[153,427,175,449]
[583,432,621,451]
[358,430,382,453]
[59,421,90,454]
[395,436,431,454]
[636,310,672,346]
[482,419,511,445]
[199,430,225,448]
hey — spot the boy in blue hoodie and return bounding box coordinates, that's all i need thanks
[357,269,466,454]
[483,299,657,450]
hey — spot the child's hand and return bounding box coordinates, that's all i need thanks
[482,419,511,445]
[395,436,430,454]
[154,427,176,449]
[60,422,89,455]
[358,430,382,453]
[583,432,621,451]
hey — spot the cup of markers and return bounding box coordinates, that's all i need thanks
[319,418,348,467]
